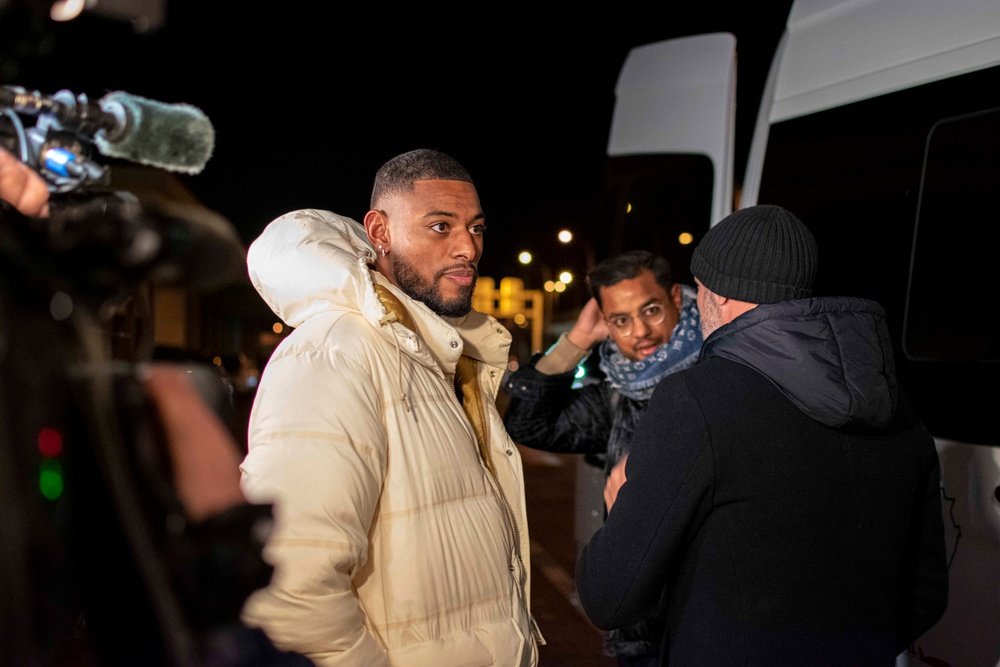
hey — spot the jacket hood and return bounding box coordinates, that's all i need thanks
[701,297,898,429]
[247,209,380,328]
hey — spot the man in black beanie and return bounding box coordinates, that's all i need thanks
[575,204,949,666]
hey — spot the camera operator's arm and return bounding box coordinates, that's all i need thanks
[143,364,313,665]
[142,363,246,520]
[0,146,49,217]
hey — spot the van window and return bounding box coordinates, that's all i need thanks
[601,153,713,285]
[904,107,1000,362]
[757,65,1000,444]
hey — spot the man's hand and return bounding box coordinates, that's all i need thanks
[566,297,610,351]
[0,147,49,217]
[604,453,628,512]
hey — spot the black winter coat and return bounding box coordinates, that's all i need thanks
[502,356,663,658]
[576,298,949,666]
[503,355,645,474]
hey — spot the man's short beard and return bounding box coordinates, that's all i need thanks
[391,253,476,317]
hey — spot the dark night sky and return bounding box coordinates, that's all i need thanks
[2,2,792,283]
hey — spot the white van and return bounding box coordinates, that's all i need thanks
[596,1,1000,663]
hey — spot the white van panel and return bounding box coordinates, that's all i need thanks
[608,32,736,224]
[608,6,1000,662]
[918,439,1000,665]
[772,0,1000,123]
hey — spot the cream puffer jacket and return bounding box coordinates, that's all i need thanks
[239,210,541,667]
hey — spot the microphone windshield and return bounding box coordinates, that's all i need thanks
[95,91,215,174]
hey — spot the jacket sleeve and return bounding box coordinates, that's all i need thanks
[896,435,949,652]
[239,342,391,667]
[575,373,714,629]
[502,354,612,455]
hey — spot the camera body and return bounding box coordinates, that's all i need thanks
[0,88,274,665]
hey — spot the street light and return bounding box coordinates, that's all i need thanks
[556,227,595,272]
[518,252,576,299]
[516,249,557,352]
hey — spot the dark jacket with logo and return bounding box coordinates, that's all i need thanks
[503,355,641,475]
[576,297,949,666]
[504,353,670,658]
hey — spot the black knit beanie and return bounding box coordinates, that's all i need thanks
[690,204,818,303]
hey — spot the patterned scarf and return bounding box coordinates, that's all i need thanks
[598,285,703,400]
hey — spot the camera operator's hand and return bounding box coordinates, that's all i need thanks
[142,363,246,522]
[0,146,49,217]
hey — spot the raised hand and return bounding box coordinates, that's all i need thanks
[566,297,610,351]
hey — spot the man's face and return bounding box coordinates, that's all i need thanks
[695,277,723,339]
[381,179,484,317]
[599,269,682,362]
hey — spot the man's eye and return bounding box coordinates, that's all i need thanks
[430,222,449,233]
[643,304,664,317]
[471,224,487,236]
[610,317,629,329]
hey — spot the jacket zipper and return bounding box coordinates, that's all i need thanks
[479,371,543,664]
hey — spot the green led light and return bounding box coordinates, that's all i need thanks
[575,365,586,379]
[39,459,64,500]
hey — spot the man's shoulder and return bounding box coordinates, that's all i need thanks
[285,308,367,337]
[272,310,382,363]
[650,356,761,400]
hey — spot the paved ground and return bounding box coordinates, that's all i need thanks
[520,446,617,667]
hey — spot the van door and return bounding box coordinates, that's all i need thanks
[743,1,1000,664]
[577,32,738,554]
[598,32,735,285]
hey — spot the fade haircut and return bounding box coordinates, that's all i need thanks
[587,250,673,309]
[370,148,474,208]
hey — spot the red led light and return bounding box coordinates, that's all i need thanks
[38,427,63,457]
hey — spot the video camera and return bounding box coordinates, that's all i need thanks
[0,86,261,666]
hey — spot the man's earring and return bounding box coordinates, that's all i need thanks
[378,246,388,257]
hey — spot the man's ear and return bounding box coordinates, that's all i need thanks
[669,283,683,309]
[363,209,390,248]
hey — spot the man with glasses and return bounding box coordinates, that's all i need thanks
[502,249,702,666]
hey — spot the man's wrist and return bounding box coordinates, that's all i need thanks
[535,333,591,375]
[565,329,595,352]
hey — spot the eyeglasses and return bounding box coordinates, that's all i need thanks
[605,303,668,336]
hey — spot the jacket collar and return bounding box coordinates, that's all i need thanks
[372,272,511,376]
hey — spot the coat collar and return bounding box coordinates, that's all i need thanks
[371,271,511,376]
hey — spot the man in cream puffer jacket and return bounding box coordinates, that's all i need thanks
[239,149,542,666]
